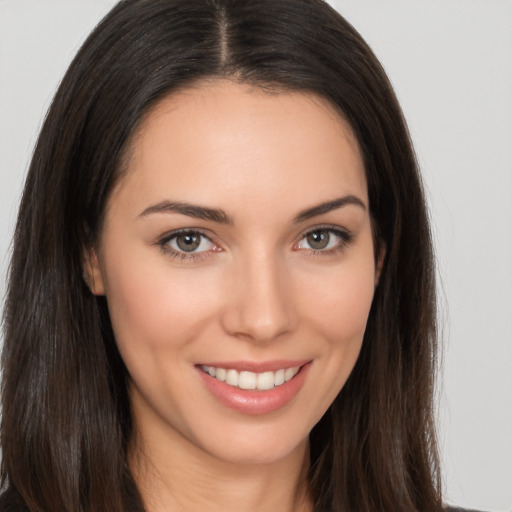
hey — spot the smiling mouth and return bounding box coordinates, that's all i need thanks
[199,365,301,391]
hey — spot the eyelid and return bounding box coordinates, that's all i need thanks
[296,223,351,240]
[154,224,353,262]
[156,228,221,261]
[158,227,214,245]
[294,224,354,253]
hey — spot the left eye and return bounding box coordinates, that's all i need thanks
[165,231,215,253]
[296,229,345,251]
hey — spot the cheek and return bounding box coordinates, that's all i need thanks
[330,267,375,335]
[298,258,376,345]
[102,248,218,358]
[284,253,376,430]
[297,251,376,395]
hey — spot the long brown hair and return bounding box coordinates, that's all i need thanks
[1,1,441,510]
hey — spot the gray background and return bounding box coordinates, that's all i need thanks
[1,1,511,510]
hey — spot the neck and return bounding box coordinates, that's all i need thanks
[130,427,312,512]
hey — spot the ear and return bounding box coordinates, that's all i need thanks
[82,246,106,295]
[374,244,386,287]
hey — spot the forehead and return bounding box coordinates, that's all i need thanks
[112,80,367,216]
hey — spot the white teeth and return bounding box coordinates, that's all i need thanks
[226,369,239,386]
[285,367,299,381]
[216,367,227,382]
[201,365,301,390]
[274,369,285,386]
[239,371,256,390]
[257,371,275,390]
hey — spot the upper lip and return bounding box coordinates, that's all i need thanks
[196,359,311,373]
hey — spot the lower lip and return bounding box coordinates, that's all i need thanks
[197,363,312,416]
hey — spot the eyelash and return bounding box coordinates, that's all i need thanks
[157,229,216,262]
[295,225,354,257]
[156,225,354,262]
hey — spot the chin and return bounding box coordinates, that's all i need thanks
[204,436,309,467]
[189,414,313,467]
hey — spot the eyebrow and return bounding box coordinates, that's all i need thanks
[138,194,366,225]
[293,195,366,223]
[138,200,233,224]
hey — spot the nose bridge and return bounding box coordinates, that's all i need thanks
[222,247,295,342]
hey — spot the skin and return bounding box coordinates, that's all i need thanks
[86,80,382,512]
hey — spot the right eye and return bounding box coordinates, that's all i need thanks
[167,231,214,253]
[158,230,219,261]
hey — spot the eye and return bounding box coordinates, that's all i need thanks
[295,227,352,253]
[160,230,216,255]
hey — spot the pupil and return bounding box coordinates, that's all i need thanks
[177,233,200,252]
[307,230,329,250]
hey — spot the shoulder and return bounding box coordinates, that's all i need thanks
[445,507,486,512]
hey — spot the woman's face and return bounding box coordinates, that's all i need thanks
[89,81,380,466]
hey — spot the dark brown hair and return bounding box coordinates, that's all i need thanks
[1,1,441,510]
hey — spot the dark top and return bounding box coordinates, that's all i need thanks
[446,508,484,512]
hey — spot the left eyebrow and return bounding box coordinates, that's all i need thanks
[293,195,367,223]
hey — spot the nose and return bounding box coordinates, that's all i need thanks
[220,251,297,343]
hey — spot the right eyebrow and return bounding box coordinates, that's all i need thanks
[138,200,234,225]
[293,194,367,223]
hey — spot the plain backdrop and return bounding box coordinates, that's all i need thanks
[0,1,511,511]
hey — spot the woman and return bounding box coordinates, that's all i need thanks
[0,0,478,511]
